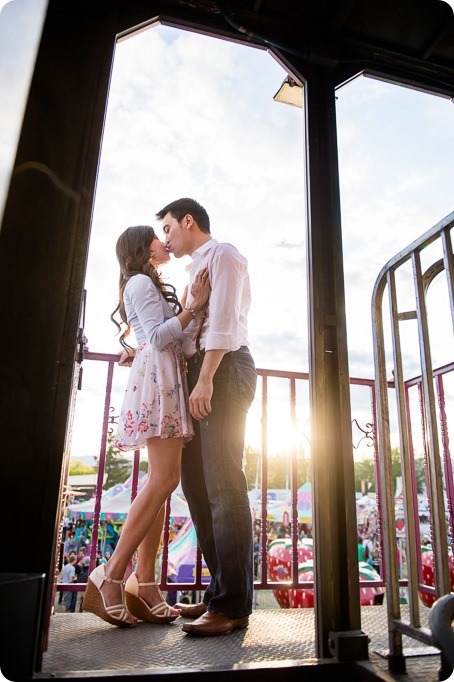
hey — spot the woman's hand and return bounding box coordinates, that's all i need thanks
[190,267,210,311]
[118,348,136,367]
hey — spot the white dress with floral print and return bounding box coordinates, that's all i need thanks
[113,274,194,450]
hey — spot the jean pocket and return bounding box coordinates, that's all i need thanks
[234,359,257,411]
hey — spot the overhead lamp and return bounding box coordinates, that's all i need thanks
[273,76,303,108]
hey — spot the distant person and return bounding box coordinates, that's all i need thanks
[83,224,209,627]
[60,554,77,613]
[76,556,90,612]
[157,198,257,637]
[63,532,77,558]
[253,534,260,579]
[358,536,366,562]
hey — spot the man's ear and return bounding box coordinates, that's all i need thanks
[184,214,194,229]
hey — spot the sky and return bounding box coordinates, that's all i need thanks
[1,0,453,462]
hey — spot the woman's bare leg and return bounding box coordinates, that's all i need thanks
[133,505,174,609]
[135,504,165,582]
[96,436,183,609]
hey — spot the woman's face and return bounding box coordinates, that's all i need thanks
[150,236,170,265]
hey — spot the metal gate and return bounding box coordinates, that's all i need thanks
[371,211,454,672]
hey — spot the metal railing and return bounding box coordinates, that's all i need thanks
[60,357,383,594]
[60,348,452,599]
[371,211,454,671]
[58,216,453,631]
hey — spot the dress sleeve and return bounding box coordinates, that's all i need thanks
[127,275,183,350]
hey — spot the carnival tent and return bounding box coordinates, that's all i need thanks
[68,474,189,522]
[297,482,312,523]
[166,517,209,584]
[248,483,313,524]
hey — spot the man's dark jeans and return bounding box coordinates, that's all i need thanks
[181,347,257,619]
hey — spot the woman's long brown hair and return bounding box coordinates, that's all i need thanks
[111,225,182,350]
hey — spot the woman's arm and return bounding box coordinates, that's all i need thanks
[125,271,210,351]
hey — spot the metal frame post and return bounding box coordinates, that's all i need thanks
[303,64,363,659]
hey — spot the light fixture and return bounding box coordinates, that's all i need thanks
[273,76,303,108]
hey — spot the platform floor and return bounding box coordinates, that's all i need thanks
[40,594,445,681]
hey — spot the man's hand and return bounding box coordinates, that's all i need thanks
[189,349,226,419]
[189,376,213,420]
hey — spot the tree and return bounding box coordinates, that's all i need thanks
[391,447,401,486]
[244,445,311,490]
[69,460,96,476]
[353,448,426,495]
[414,456,426,494]
[98,432,132,490]
[354,457,376,494]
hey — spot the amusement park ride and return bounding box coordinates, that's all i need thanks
[1,0,454,679]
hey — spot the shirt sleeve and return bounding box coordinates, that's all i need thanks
[204,246,246,351]
[127,275,183,350]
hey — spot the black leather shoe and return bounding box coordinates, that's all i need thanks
[175,601,207,618]
[182,611,249,636]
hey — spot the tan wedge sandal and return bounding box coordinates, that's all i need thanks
[84,564,134,627]
[125,572,179,624]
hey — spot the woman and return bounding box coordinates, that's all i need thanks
[83,225,209,627]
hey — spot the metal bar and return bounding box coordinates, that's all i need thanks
[371,269,403,661]
[405,361,454,388]
[257,368,309,380]
[441,226,454,333]
[194,541,203,587]
[371,213,454,295]
[436,374,454,555]
[412,249,451,597]
[303,63,361,657]
[126,445,141,579]
[394,621,433,645]
[371,217,454,665]
[85,350,388,388]
[290,378,299,586]
[130,449,140,501]
[160,497,172,586]
[404,381,424,598]
[417,380,436,607]
[89,360,115,569]
[387,269,420,626]
[260,375,268,587]
[370,381,385,578]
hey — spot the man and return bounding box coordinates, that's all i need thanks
[157,198,257,637]
[60,553,77,613]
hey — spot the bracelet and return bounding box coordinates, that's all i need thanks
[185,306,197,319]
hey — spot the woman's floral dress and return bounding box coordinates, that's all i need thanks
[114,274,194,450]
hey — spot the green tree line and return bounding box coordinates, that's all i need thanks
[71,439,426,495]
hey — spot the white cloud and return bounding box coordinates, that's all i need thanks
[0,17,442,458]
[0,0,48,221]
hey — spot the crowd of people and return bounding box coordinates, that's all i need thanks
[59,546,90,613]
[357,531,381,574]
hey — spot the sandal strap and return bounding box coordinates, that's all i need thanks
[149,601,174,617]
[136,581,157,586]
[104,576,123,585]
[105,602,131,621]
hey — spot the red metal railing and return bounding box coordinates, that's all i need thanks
[58,351,452,602]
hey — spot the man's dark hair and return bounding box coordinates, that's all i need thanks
[156,198,210,234]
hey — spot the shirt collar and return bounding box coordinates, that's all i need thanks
[186,239,218,271]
